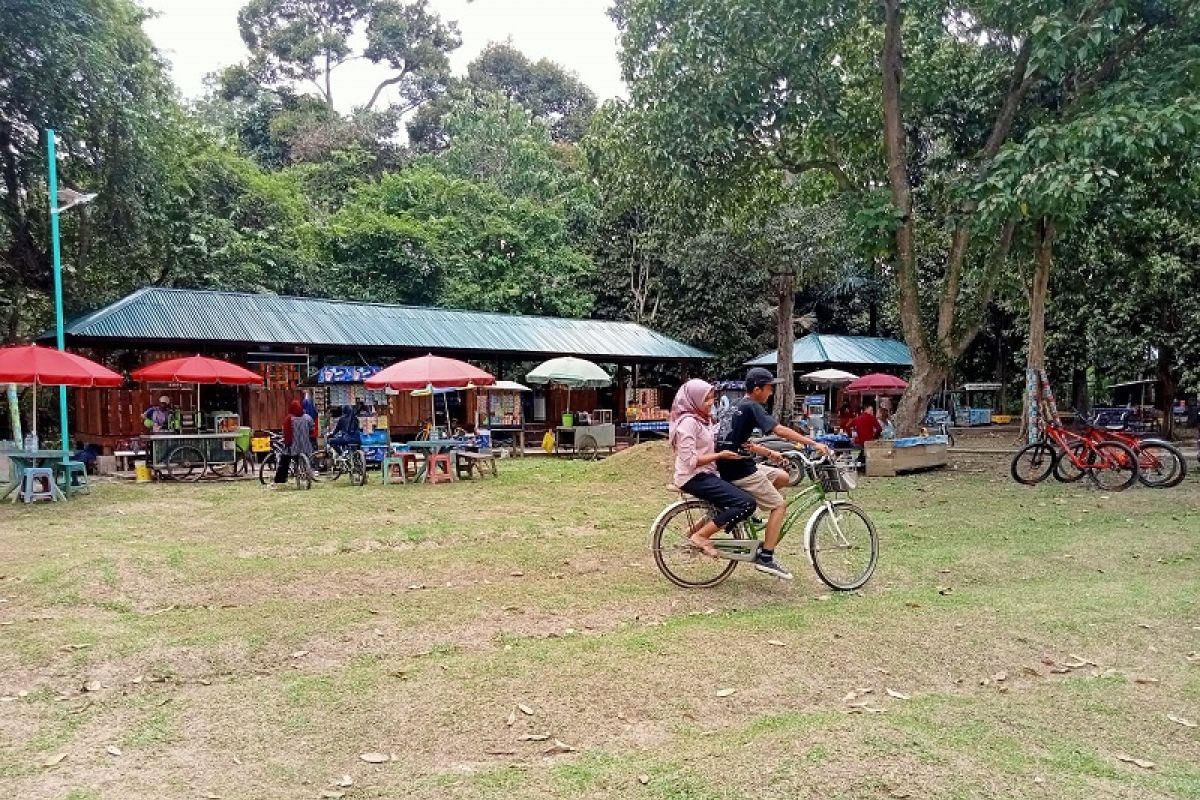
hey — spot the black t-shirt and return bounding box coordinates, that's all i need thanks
[716,397,778,481]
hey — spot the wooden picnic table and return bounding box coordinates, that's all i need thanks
[0,449,72,502]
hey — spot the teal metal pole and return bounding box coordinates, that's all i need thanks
[47,129,70,458]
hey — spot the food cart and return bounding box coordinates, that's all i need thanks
[147,431,243,481]
[555,416,617,459]
[960,383,1002,426]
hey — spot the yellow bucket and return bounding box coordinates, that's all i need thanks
[134,464,152,483]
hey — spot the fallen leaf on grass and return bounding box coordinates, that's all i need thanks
[1134,677,1160,685]
[290,650,309,659]
[335,775,353,788]
[520,733,551,742]
[937,586,954,596]
[842,691,859,703]
[485,747,517,755]
[359,752,389,764]
[510,571,524,577]
[202,794,222,800]
[321,792,345,799]
[1168,715,1197,728]
[1116,754,1155,769]
[992,672,1008,682]
[82,680,102,692]
[544,739,576,755]
[231,757,242,765]
[42,753,67,767]
[638,774,650,785]
[766,640,787,648]
[505,709,517,727]
[105,745,122,756]
[846,702,886,714]
[886,688,911,700]
[715,688,737,698]
[518,703,535,716]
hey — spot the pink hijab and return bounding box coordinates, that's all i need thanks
[668,379,714,448]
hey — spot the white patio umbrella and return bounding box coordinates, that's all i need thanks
[798,368,859,384]
[526,357,611,413]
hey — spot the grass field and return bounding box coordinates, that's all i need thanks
[1,444,1198,799]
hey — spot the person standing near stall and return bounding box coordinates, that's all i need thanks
[274,399,315,485]
[143,395,177,433]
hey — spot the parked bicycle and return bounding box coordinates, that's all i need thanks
[1054,415,1187,489]
[1010,420,1139,491]
[324,442,368,486]
[650,453,879,591]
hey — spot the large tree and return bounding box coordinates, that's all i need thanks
[613,0,1200,433]
[408,43,597,151]
[0,0,180,340]
[231,0,459,113]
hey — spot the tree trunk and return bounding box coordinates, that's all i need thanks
[1027,219,1054,373]
[774,271,796,427]
[1071,367,1090,417]
[1156,343,1176,439]
[1020,218,1055,439]
[895,361,949,434]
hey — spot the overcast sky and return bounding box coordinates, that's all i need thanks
[142,0,626,111]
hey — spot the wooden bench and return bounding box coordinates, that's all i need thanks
[455,450,499,479]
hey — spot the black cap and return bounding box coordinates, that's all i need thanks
[745,367,783,390]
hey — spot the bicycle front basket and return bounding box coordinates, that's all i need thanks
[819,463,858,492]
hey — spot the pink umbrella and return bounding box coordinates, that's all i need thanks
[366,355,495,430]
[843,373,908,396]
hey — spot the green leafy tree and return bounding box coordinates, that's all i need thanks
[0,0,180,340]
[613,0,1200,433]
[408,42,597,151]
[322,165,594,316]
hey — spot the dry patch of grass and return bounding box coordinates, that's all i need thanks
[1,445,1198,799]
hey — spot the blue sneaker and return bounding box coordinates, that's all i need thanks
[754,553,794,580]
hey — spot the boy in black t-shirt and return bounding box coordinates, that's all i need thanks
[718,367,831,579]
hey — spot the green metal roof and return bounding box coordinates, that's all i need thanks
[57,288,711,362]
[746,334,912,368]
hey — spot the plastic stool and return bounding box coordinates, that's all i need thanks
[427,453,454,484]
[400,452,422,480]
[55,461,90,495]
[381,452,406,485]
[19,467,60,503]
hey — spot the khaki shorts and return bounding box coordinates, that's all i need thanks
[733,465,787,511]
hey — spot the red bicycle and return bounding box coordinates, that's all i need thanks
[1053,419,1187,489]
[1011,421,1140,491]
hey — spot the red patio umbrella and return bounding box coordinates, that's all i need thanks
[131,355,263,385]
[843,372,908,395]
[0,344,124,440]
[132,356,263,430]
[366,355,494,431]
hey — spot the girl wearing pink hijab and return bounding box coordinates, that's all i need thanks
[669,379,756,557]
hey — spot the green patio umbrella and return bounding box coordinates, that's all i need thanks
[526,357,612,414]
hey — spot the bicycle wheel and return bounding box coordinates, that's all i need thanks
[807,501,878,591]
[650,499,744,588]
[1053,443,1088,482]
[1135,441,1186,488]
[292,453,313,490]
[167,445,206,482]
[348,450,368,486]
[1010,442,1056,485]
[1087,441,1139,492]
[258,452,278,485]
[210,445,249,478]
[577,435,599,461]
[782,456,805,487]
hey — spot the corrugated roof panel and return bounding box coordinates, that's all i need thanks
[747,334,912,368]
[61,288,711,361]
